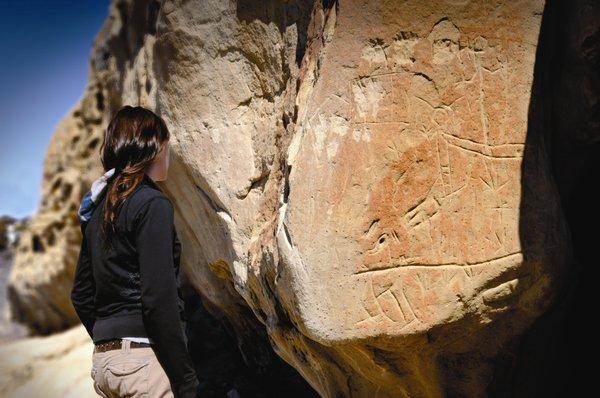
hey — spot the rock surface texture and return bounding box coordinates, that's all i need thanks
[7,0,599,396]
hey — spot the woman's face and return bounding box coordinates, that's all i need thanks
[148,140,170,181]
[164,140,170,172]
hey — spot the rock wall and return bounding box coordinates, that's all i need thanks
[7,101,105,333]
[7,0,598,396]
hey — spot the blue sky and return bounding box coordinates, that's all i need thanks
[0,0,110,219]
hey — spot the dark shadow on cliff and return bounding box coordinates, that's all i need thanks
[181,279,318,398]
[488,0,599,396]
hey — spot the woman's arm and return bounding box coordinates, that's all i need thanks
[135,196,200,398]
[70,223,96,339]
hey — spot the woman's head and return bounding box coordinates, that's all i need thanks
[99,105,170,248]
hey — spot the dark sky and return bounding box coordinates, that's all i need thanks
[0,0,110,218]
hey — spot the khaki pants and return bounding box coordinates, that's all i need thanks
[91,339,174,397]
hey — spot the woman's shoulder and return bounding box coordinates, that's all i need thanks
[125,185,173,225]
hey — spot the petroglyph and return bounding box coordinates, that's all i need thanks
[348,16,529,283]
[350,77,385,121]
[281,1,569,395]
[354,251,527,328]
[428,18,461,64]
[361,32,420,70]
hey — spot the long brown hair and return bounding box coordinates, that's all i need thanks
[98,105,170,250]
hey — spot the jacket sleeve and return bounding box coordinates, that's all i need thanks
[135,196,199,398]
[70,222,96,340]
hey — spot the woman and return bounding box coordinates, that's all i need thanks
[70,105,200,398]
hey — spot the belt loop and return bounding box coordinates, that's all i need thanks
[122,338,130,353]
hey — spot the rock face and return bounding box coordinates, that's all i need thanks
[7,0,598,396]
[7,104,105,333]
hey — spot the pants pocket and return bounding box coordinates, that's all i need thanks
[106,359,150,397]
[91,364,110,398]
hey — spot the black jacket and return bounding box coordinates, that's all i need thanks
[70,173,199,398]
